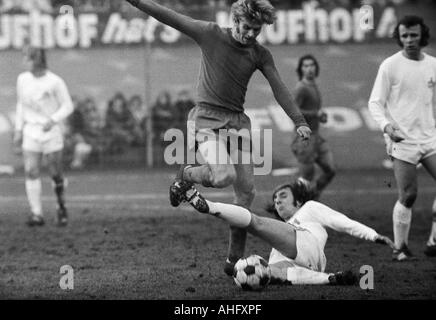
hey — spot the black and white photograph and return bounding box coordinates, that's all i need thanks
[0,0,435,310]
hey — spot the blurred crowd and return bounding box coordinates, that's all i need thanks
[1,0,429,14]
[64,89,195,169]
[0,0,224,13]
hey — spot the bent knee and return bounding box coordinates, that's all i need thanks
[210,167,237,188]
[25,166,40,179]
[400,190,418,207]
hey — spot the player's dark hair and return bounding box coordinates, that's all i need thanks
[24,46,47,70]
[392,15,430,48]
[296,54,319,80]
[231,0,276,25]
[265,178,316,221]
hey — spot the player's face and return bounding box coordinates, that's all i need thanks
[301,59,317,80]
[273,187,299,221]
[398,24,422,57]
[234,17,262,45]
[23,53,35,71]
[23,51,44,72]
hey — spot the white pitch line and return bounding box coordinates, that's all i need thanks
[64,202,194,211]
[0,187,434,203]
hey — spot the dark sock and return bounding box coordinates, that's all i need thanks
[52,176,65,209]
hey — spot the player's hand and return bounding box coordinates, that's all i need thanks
[384,124,405,143]
[296,125,311,140]
[318,110,328,123]
[42,118,56,132]
[13,131,23,154]
[374,234,395,250]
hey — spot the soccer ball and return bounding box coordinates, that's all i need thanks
[233,254,271,291]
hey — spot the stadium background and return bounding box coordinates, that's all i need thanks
[0,0,435,173]
[0,0,436,301]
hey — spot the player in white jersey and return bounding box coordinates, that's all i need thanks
[180,179,394,285]
[13,47,74,227]
[368,16,436,260]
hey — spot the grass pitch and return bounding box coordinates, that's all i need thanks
[0,168,435,300]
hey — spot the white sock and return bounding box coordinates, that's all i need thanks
[206,201,252,228]
[428,200,436,245]
[429,224,436,245]
[393,201,412,249]
[25,179,42,216]
[287,266,330,285]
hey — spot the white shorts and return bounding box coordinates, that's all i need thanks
[385,136,436,165]
[22,123,64,154]
[294,226,327,272]
[22,133,64,154]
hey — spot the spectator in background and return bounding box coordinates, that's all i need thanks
[173,89,195,134]
[104,92,141,153]
[63,95,83,159]
[79,0,111,12]
[69,97,106,169]
[67,95,86,135]
[150,90,175,165]
[1,0,53,13]
[128,94,148,124]
[50,0,74,12]
[128,94,148,144]
[151,90,175,141]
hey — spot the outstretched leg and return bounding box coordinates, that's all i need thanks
[268,260,358,285]
[185,190,298,260]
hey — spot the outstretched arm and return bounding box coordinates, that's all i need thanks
[260,54,311,139]
[125,0,206,42]
[299,201,394,248]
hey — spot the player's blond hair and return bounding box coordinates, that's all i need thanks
[231,0,276,25]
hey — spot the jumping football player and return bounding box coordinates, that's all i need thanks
[125,0,311,275]
[182,179,395,285]
[14,47,73,227]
